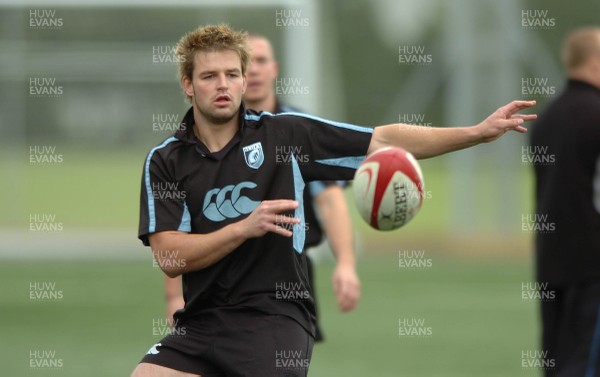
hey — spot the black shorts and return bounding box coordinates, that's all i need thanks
[139,307,314,376]
[540,282,600,377]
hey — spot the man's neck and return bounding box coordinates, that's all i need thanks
[246,93,277,113]
[192,107,239,153]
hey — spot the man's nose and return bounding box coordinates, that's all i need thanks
[217,73,228,88]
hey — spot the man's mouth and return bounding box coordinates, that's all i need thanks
[214,95,231,105]
[247,81,262,90]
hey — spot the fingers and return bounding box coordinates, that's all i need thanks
[333,271,361,312]
[490,101,537,137]
[496,118,528,135]
[512,113,537,121]
[514,125,527,134]
[271,225,293,238]
[260,199,299,213]
[247,200,301,238]
[272,212,301,238]
[508,113,536,131]
[502,100,537,115]
[336,283,359,312]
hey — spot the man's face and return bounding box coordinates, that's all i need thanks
[183,50,246,125]
[244,37,278,104]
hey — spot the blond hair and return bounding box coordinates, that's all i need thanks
[561,26,600,71]
[176,24,249,81]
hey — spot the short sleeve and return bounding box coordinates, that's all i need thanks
[270,112,373,182]
[138,138,191,246]
[308,180,347,197]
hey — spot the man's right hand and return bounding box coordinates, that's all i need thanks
[238,200,300,238]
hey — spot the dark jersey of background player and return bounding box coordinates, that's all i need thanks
[529,26,600,377]
[531,79,600,284]
[139,104,373,337]
[277,100,345,341]
[277,102,340,249]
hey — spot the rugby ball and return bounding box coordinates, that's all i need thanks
[352,147,424,231]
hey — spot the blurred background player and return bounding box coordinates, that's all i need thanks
[529,26,600,377]
[164,33,361,341]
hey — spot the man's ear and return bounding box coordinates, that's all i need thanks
[242,74,247,94]
[181,75,194,98]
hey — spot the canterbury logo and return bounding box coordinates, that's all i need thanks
[202,181,260,222]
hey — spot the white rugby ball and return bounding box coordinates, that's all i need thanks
[353,147,424,231]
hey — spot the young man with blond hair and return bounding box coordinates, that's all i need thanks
[133,24,535,376]
[163,33,361,342]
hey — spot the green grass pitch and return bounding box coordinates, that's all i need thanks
[1,147,540,375]
[2,254,540,376]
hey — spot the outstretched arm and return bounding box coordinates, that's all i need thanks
[368,100,537,158]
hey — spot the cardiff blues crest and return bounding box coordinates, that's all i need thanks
[242,142,264,169]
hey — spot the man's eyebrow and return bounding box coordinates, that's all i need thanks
[197,68,241,76]
[198,69,217,76]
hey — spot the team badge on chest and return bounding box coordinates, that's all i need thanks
[242,142,264,169]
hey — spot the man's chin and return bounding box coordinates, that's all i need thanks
[243,92,261,101]
[211,115,237,125]
[202,109,238,125]
[243,94,268,107]
[194,99,240,125]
